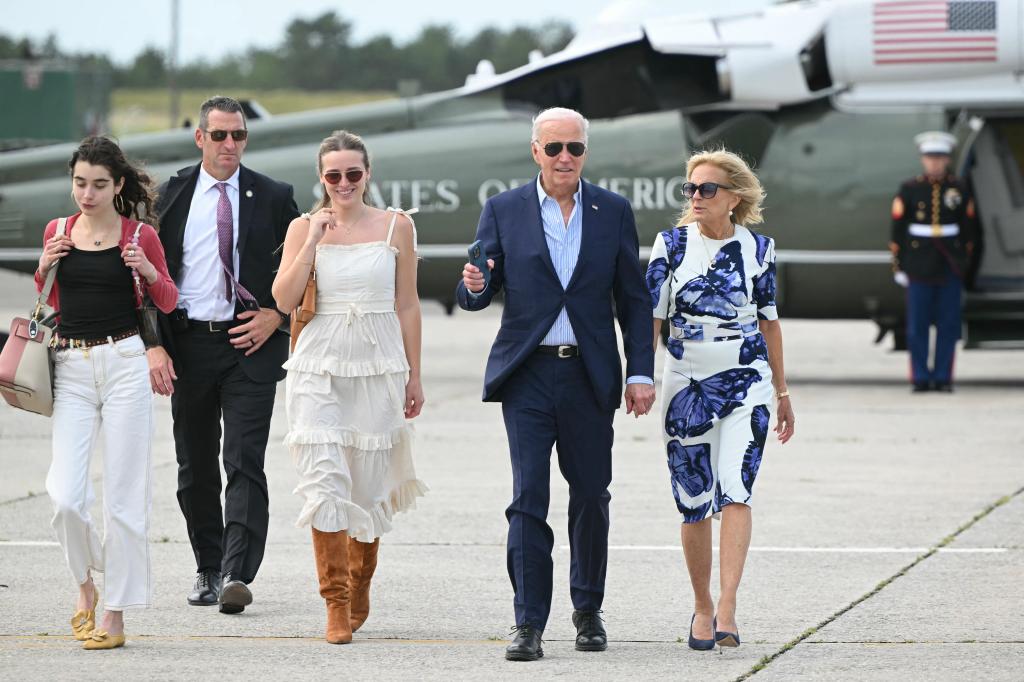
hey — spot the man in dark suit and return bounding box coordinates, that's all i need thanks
[457,107,655,661]
[147,96,300,614]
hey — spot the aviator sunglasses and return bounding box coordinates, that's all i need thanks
[323,169,365,185]
[205,129,248,142]
[682,181,735,199]
[539,141,586,157]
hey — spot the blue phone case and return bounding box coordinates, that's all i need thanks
[468,240,491,289]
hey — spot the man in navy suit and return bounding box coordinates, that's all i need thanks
[457,107,655,661]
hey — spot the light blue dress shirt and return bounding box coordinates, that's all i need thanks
[537,175,583,347]
[472,175,652,386]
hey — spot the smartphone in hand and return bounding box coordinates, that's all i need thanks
[468,240,491,289]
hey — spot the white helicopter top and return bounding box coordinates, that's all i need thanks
[463,0,1024,111]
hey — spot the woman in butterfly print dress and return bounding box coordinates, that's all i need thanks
[646,150,795,650]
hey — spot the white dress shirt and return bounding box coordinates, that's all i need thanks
[177,166,240,321]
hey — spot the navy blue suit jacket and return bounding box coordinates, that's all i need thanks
[456,179,654,411]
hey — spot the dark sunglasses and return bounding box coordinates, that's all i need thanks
[205,129,248,142]
[323,169,365,185]
[540,141,586,157]
[682,181,734,199]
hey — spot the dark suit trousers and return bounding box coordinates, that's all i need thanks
[500,353,614,631]
[171,328,277,583]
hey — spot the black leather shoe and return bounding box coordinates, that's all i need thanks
[934,382,954,393]
[187,569,221,606]
[219,575,252,614]
[912,382,931,393]
[505,625,543,661]
[573,610,608,651]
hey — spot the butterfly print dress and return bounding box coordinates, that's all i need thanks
[646,224,777,523]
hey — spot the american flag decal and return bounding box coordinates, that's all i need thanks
[873,0,998,65]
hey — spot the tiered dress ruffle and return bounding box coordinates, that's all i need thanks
[284,237,427,542]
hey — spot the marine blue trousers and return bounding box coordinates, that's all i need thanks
[500,352,614,631]
[907,273,962,385]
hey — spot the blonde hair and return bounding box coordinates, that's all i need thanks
[676,149,765,227]
[311,130,372,212]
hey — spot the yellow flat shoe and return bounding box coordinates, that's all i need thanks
[83,630,125,650]
[71,585,100,641]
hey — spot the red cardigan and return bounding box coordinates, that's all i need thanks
[34,213,178,314]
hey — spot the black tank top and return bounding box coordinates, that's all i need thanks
[56,247,138,338]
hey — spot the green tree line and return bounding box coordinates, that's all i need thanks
[1,12,574,93]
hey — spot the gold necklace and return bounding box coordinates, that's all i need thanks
[338,206,368,234]
[695,223,719,268]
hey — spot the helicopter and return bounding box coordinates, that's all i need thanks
[1,0,1022,349]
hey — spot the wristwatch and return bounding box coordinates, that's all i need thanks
[275,307,290,325]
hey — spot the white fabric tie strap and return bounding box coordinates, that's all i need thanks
[385,206,420,250]
[342,302,379,346]
[908,223,959,238]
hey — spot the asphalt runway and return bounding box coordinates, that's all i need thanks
[1,269,1022,680]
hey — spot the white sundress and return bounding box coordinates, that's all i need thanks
[646,223,778,523]
[283,208,427,542]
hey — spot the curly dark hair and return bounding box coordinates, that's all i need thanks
[68,136,159,229]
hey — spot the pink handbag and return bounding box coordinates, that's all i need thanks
[0,217,66,416]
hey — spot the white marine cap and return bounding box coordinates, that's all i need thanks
[914,131,957,155]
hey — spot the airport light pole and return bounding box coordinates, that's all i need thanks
[169,0,180,129]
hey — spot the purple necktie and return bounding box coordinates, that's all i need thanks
[214,182,256,307]
[215,183,234,300]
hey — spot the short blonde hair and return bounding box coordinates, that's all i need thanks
[676,149,765,227]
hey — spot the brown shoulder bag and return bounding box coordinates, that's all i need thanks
[289,259,315,352]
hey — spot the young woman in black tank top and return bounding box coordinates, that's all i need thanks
[34,137,177,650]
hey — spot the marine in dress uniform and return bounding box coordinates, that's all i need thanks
[889,131,978,392]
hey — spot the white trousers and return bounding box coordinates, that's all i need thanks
[46,334,153,610]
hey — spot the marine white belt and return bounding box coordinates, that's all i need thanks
[908,223,959,238]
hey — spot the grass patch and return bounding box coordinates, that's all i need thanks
[110,88,395,137]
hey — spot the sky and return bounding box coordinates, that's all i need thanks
[1,0,775,65]
[2,0,594,65]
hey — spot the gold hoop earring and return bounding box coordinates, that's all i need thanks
[114,193,127,214]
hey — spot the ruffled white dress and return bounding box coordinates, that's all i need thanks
[284,209,427,542]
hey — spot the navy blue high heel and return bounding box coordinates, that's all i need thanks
[688,614,716,651]
[715,625,741,648]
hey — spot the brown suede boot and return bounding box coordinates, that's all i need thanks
[349,536,380,632]
[311,528,352,644]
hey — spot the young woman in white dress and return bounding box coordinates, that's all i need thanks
[272,130,427,644]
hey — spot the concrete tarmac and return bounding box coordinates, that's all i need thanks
[0,269,1022,681]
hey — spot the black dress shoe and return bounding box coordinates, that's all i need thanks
[912,382,931,393]
[505,625,543,661]
[219,575,252,614]
[933,382,954,393]
[187,569,221,606]
[573,610,607,651]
